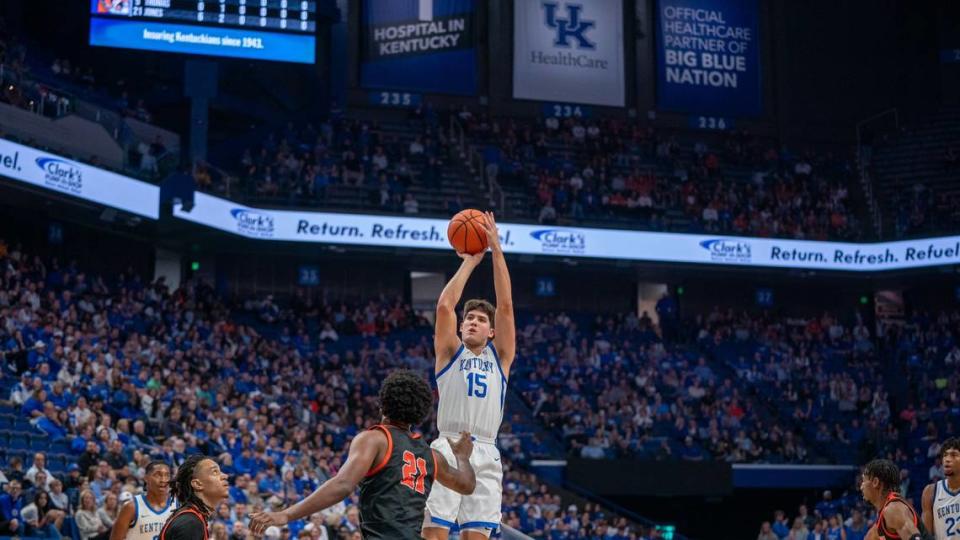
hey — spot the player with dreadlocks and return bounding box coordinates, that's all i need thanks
[860,459,925,540]
[249,370,476,539]
[158,456,230,540]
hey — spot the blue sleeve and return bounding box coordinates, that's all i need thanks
[0,495,12,520]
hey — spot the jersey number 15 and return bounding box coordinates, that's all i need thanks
[466,372,487,398]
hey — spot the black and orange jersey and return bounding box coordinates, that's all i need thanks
[357,424,436,539]
[875,492,920,539]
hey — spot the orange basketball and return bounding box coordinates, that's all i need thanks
[447,209,489,255]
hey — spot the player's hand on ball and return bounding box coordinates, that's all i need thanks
[480,212,501,252]
[457,251,485,267]
[248,511,288,536]
[449,431,474,460]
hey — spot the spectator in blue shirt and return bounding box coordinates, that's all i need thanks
[21,389,46,418]
[772,510,790,539]
[845,509,869,540]
[815,491,838,521]
[0,480,24,537]
[36,402,68,440]
[229,475,250,504]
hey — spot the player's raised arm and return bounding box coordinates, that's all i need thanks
[432,432,476,495]
[481,212,516,374]
[248,429,385,534]
[921,482,935,535]
[435,252,485,369]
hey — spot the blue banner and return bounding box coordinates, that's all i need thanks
[89,18,316,64]
[732,464,857,489]
[360,0,476,95]
[656,0,761,117]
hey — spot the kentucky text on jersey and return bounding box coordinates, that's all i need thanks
[137,522,164,535]
[936,501,960,519]
[459,356,496,374]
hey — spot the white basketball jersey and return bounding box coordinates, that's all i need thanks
[128,494,175,540]
[934,480,960,539]
[435,342,506,444]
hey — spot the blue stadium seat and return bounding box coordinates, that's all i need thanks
[7,435,28,450]
[29,435,50,450]
[49,440,71,454]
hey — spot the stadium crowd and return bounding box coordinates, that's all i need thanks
[0,239,657,540]
[5,231,956,538]
[207,110,449,216]
[514,301,960,481]
[464,116,861,240]
[0,32,870,243]
[756,492,875,540]
[196,113,865,242]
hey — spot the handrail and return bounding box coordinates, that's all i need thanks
[0,60,179,176]
[475,145,506,215]
[449,115,507,216]
[855,108,899,239]
[194,159,240,198]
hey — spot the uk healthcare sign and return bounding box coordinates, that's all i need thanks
[656,0,762,116]
[513,0,625,107]
[0,138,159,219]
[175,192,960,273]
[360,0,477,95]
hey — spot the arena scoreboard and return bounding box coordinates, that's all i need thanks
[89,0,317,64]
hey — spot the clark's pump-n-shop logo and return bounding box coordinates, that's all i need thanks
[35,157,83,195]
[231,208,275,238]
[531,229,586,255]
[543,2,596,49]
[700,238,752,263]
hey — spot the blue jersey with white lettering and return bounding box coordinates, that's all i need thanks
[435,343,506,444]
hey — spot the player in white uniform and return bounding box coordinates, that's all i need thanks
[110,461,175,540]
[424,211,515,540]
[923,438,960,539]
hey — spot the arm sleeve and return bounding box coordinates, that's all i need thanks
[164,514,206,540]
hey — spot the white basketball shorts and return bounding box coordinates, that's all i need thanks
[424,436,503,537]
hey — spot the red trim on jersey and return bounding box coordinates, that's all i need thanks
[159,507,208,540]
[411,432,422,439]
[876,492,918,539]
[431,449,438,481]
[365,425,394,477]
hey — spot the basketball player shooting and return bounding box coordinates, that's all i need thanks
[424,211,515,540]
[922,437,960,540]
[110,461,174,540]
[248,370,476,540]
